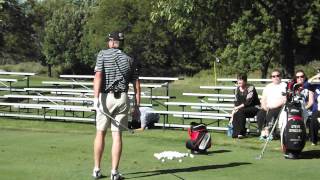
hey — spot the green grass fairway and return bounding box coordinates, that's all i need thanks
[0,119,319,180]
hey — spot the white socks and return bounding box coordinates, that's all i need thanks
[94,167,100,172]
[111,169,118,175]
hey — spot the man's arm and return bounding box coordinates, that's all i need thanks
[306,91,314,110]
[133,79,141,106]
[308,73,320,83]
[261,88,267,111]
[94,71,103,98]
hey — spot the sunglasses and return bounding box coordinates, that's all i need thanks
[296,75,305,79]
[271,74,280,78]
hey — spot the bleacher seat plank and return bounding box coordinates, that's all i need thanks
[217,78,290,82]
[173,114,228,120]
[0,112,94,122]
[0,72,36,76]
[50,92,94,96]
[190,106,233,111]
[139,77,183,81]
[60,75,94,79]
[207,98,234,102]
[42,81,92,86]
[25,88,93,93]
[164,101,233,107]
[60,75,184,81]
[148,110,231,117]
[43,81,166,88]
[183,92,236,98]
[0,88,25,92]
[199,86,265,90]
[0,102,94,112]
[0,78,17,82]
[141,95,174,100]
[4,94,93,102]
[154,123,227,131]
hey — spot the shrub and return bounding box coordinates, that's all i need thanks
[0,62,47,75]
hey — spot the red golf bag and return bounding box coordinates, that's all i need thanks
[186,122,211,153]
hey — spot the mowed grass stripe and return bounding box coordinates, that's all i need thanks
[0,119,319,180]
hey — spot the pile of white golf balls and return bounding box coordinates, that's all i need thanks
[154,151,194,163]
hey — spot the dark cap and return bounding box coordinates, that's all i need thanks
[108,32,124,41]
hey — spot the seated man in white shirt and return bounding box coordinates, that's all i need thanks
[257,69,287,139]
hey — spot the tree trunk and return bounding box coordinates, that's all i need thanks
[261,56,271,81]
[280,16,295,78]
[48,64,52,77]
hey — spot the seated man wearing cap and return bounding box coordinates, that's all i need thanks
[92,31,141,180]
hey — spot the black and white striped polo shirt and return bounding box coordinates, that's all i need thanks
[94,48,139,92]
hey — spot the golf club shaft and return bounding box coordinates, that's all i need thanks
[257,106,284,159]
[258,116,279,159]
[96,105,134,134]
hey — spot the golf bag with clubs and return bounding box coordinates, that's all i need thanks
[279,81,307,159]
[186,122,212,154]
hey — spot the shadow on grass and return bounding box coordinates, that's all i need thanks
[300,150,320,159]
[194,149,232,156]
[125,162,251,179]
[208,149,231,154]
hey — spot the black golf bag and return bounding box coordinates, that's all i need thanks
[280,82,307,159]
[186,122,211,153]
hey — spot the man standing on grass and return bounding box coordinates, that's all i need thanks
[92,31,141,180]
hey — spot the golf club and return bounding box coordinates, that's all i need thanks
[96,101,134,134]
[256,106,284,160]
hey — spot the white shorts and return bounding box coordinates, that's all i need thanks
[95,92,129,132]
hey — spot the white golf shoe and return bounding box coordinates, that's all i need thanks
[110,172,124,180]
[92,168,102,179]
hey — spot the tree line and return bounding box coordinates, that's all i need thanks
[1,0,320,77]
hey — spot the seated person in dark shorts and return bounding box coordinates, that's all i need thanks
[231,73,260,139]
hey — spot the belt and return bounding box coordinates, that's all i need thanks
[108,91,126,94]
[104,89,127,94]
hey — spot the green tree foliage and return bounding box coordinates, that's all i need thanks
[221,9,280,78]
[151,0,320,77]
[151,0,252,72]
[1,0,320,77]
[0,0,40,64]
[255,0,320,77]
[80,0,202,76]
[42,0,89,75]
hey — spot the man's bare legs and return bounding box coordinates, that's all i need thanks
[93,130,123,179]
[111,131,122,171]
[94,130,106,169]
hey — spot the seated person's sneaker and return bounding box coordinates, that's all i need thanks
[110,172,124,180]
[284,152,299,159]
[260,128,269,139]
[266,134,273,141]
[92,168,102,179]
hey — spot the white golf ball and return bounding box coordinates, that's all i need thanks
[161,159,165,163]
[179,159,182,163]
[190,154,194,158]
